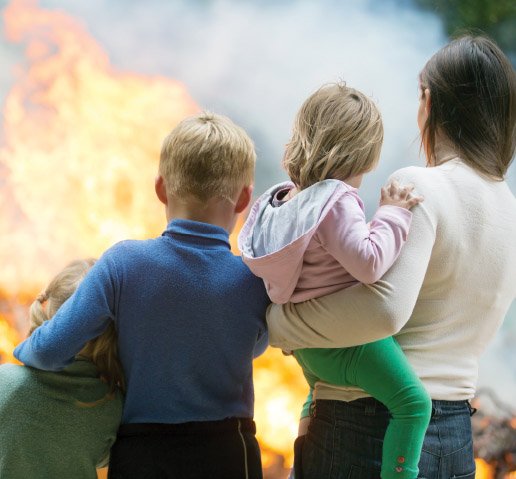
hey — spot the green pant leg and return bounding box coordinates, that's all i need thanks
[294,338,432,479]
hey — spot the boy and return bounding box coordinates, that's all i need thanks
[14,112,270,479]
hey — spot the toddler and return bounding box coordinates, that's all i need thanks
[239,83,431,479]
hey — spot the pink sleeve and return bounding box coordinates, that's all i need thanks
[315,191,412,284]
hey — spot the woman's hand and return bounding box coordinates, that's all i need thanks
[380,180,424,210]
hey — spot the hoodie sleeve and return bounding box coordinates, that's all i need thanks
[316,191,412,284]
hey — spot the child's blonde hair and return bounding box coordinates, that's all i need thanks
[283,82,384,189]
[159,112,256,203]
[30,259,125,394]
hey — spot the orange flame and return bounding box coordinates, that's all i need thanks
[0,313,21,363]
[1,0,198,295]
[0,0,302,471]
[475,459,495,479]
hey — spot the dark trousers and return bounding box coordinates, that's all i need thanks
[108,418,263,479]
[296,398,476,479]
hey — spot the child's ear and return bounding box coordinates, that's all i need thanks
[234,185,253,214]
[155,175,168,206]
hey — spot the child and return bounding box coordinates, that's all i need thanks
[14,112,270,479]
[238,83,431,479]
[0,258,124,479]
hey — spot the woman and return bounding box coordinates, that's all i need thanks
[267,35,516,479]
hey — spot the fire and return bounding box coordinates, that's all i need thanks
[253,348,308,466]
[0,0,302,472]
[476,459,495,479]
[474,458,516,478]
[1,0,198,295]
[0,313,21,364]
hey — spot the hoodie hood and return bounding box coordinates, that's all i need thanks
[238,179,353,303]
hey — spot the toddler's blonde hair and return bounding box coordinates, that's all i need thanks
[159,112,256,203]
[283,83,384,189]
[30,259,125,394]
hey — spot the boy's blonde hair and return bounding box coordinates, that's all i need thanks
[30,259,125,394]
[283,83,384,189]
[159,112,256,203]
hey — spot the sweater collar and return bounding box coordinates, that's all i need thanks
[63,357,99,377]
[163,219,231,250]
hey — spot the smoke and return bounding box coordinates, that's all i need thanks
[1,0,514,403]
[21,0,449,198]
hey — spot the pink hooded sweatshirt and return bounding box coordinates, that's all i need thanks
[238,179,412,304]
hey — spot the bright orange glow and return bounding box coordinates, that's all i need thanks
[0,313,21,363]
[475,459,494,479]
[253,348,308,467]
[1,0,198,295]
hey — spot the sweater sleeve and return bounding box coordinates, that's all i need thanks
[266,171,436,350]
[14,249,119,371]
[253,328,269,358]
[316,192,412,284]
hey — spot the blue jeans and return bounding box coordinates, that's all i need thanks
[298,398,476,479]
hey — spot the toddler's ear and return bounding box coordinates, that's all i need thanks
[155,175,168,206]
[235,185,253,214]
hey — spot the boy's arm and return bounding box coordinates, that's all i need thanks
[316,191,413,284]
[14,251,118,370]
[266,177,436,351]
[253,329,269,358]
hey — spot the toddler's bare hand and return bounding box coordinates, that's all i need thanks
[380,180,424,210]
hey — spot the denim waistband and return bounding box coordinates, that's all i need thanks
[312,398,475,419]
[118,418,256,437]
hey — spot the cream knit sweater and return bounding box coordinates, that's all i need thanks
[267,158,516,401]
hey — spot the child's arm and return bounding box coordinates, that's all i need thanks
[315,182,422,284]
[14,249,118,370]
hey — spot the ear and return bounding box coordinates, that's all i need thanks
[424,88,431,114]
[234,185,253,214]
[155,175,168,206]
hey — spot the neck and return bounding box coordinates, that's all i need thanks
[165,196,237,233]
[428,133,458,166]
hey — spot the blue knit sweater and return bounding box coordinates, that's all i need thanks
[15,219,269,424]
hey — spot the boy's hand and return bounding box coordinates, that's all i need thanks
[380,180,423,210]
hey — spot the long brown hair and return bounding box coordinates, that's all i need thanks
[419,35,516,179]
[29,259,125,394]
